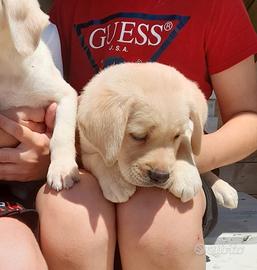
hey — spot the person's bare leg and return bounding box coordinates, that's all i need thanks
[0,218,48,270]
[117,187,206,270]
[36,171,116,270]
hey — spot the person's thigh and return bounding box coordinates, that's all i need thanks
[117,187,206,270]
[0,217,47,270]
[36,171,116,270]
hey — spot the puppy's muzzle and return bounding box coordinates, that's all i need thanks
[147,169,170,184]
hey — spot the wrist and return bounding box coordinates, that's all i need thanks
[195,133,219,173]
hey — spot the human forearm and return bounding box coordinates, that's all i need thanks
[196,112,257,173]
[197,56,257,173]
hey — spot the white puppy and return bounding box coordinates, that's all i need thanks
[0,0,79,190]
[78,62,238,208]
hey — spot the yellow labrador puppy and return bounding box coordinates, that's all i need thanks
[78,62,238,208]
[0,0,79,190]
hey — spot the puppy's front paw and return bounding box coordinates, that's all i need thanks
[169,163,202,202]
[47,159,79,191]
[101,180,136,203]
[211,179,238,209]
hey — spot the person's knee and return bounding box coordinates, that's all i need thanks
[36,171,116,268]
[117,188,206,269]
[0,218,48,270]
[36,171,115,229]
[36,171,116,243]
[36,170,113,213]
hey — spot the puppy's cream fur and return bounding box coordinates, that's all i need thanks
[0,0,79,190]
[78,62,238,208]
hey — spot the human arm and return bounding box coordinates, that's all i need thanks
[196,56,257,173]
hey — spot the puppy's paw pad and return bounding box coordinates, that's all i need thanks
[169,164,202,202]
[224,195,238,209]
[215,191,238,209]
[47,160,79,191]
[212,180,238,209]
[47,177,63,192]
[170,180,202,202]
[181,184,202,202]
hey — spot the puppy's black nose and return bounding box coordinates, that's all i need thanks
[148,170,170,184]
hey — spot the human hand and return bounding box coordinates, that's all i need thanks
[0,107,46,147]
[0,104,57,181]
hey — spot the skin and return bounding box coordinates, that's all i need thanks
[0,218,48,270]
[0,56,257,269]
[0,104,56,181]
[196,56,257,172]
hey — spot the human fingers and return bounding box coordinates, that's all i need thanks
[1,108,46,133]
[0,163,21,181]
[0,148,21,163]
[1,107,45,123]
[0,147,44,164]
[19,120,46,133]
[0,163,43,182]
[0,114,42,146]
[0,144,50,181]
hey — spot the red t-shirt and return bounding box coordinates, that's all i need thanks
[50,0,257,98]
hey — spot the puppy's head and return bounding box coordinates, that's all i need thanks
[78,63,207,187]
[0,0,49,57]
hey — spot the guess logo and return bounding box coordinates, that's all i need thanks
[74,12,190,73]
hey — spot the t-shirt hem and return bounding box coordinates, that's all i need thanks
[208,45,257,75]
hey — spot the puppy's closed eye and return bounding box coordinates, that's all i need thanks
[173,133,181,140]
[130,133,148,142]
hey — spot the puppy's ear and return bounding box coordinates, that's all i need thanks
[78,89,134,166]
[189,88,208,155]
[2,0,49,56]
